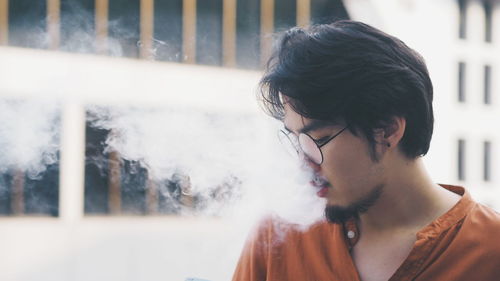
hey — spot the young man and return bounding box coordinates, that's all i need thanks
[232,20,500,281]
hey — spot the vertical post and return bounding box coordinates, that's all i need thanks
[183,0,196,63]
[222,0,236,67]
[59,103,86,222]
[260,0,274,67]
[458,139,466,181]
[146,177,158,214]
[484,141,491,181]
[178,174,194,208]
[95,0,109,54]
[296,0,310,28]
[11,170,25,215]
[140,0,154,59]
[47,0,61,50]
[0,0,7,45]
[108,149,122,214]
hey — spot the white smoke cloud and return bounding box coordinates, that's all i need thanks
[86,104,327,228]
[0,98,60,179]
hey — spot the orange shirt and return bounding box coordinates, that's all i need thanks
[232,184,500,281]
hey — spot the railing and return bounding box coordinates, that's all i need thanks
[0,0,348,66]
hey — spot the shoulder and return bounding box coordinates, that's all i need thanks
[232,216,337,281]
[249,215,333,237]
[244,216,329,251]
[467,203,500,232]
[461,203,500,253]
[450,203,500,275]
[231,217,276,281]
[231,216,297,281]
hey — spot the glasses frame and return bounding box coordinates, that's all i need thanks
[279,125,348,165]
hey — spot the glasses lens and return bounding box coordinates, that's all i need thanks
[278,130,299,159]
[298,133,323,164]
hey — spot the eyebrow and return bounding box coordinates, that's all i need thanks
[284,120,335,135]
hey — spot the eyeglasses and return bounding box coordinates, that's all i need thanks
[278,126,348,165]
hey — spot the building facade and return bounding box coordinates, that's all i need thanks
[0,0,498,280]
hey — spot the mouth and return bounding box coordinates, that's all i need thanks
[309,175,331,198]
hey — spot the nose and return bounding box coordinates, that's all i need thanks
[300,154,321,173]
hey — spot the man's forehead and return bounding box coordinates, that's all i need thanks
[283,107,338,134]
[284,119,336,133]
[282,103,307,131]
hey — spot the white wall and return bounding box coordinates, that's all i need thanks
[0,217,246,281]
[347,0,500,207]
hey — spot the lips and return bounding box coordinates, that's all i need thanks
[309,175,331,198]
[316,186,329,198]
[310,175,330,188]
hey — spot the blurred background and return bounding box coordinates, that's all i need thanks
[0,0,498,280]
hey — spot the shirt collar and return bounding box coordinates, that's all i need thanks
[415,184,475,240]
[342,184,476,247]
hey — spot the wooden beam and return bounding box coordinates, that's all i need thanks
[222,0,236,67]
[146,177,158,214]
[95,0,109,54]
[0,0,7,45]
[140,0,154,59]
[260,0,274,67]
[11,170,25,215]
[47,0,61,50]
[178,174,194,208]
[182,0,196,63]
[108,150,122,214]
[296,0,310,28]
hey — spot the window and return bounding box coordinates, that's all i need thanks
[154,0,183,62]
[484,65,492,104]
[8,0,47,49]
[196,0,223,66]
[108,0,140,58]
[84,121,110,214]
[0,99,60,217]
[483,0,493,42]
[484,141,491,181]
[458,139,466,181]
[4,0,354,68]
[311,0,349,25]
[84,119,155,215]
[458,0,467,39]
[60,0,96,53]
[83,109,233,216]
[236,0,260,69]
[458,62,466,102]
[274,0,296,32]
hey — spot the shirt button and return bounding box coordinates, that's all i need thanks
[347,230,356,239]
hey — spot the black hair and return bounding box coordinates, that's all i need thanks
[259,20,434,159]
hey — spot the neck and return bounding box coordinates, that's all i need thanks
[358,157,461,235]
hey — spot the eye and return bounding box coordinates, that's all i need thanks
[313,136,330,146]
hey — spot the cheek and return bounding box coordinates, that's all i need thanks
[322,137,376,188]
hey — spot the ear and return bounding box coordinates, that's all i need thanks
[373,116,406,148]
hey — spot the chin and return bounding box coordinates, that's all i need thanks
[325,193,348,207]
[325,185,384,223]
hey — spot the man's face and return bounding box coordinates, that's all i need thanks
[283,104,386,223]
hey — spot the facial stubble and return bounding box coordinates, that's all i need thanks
[324,184,384,224]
